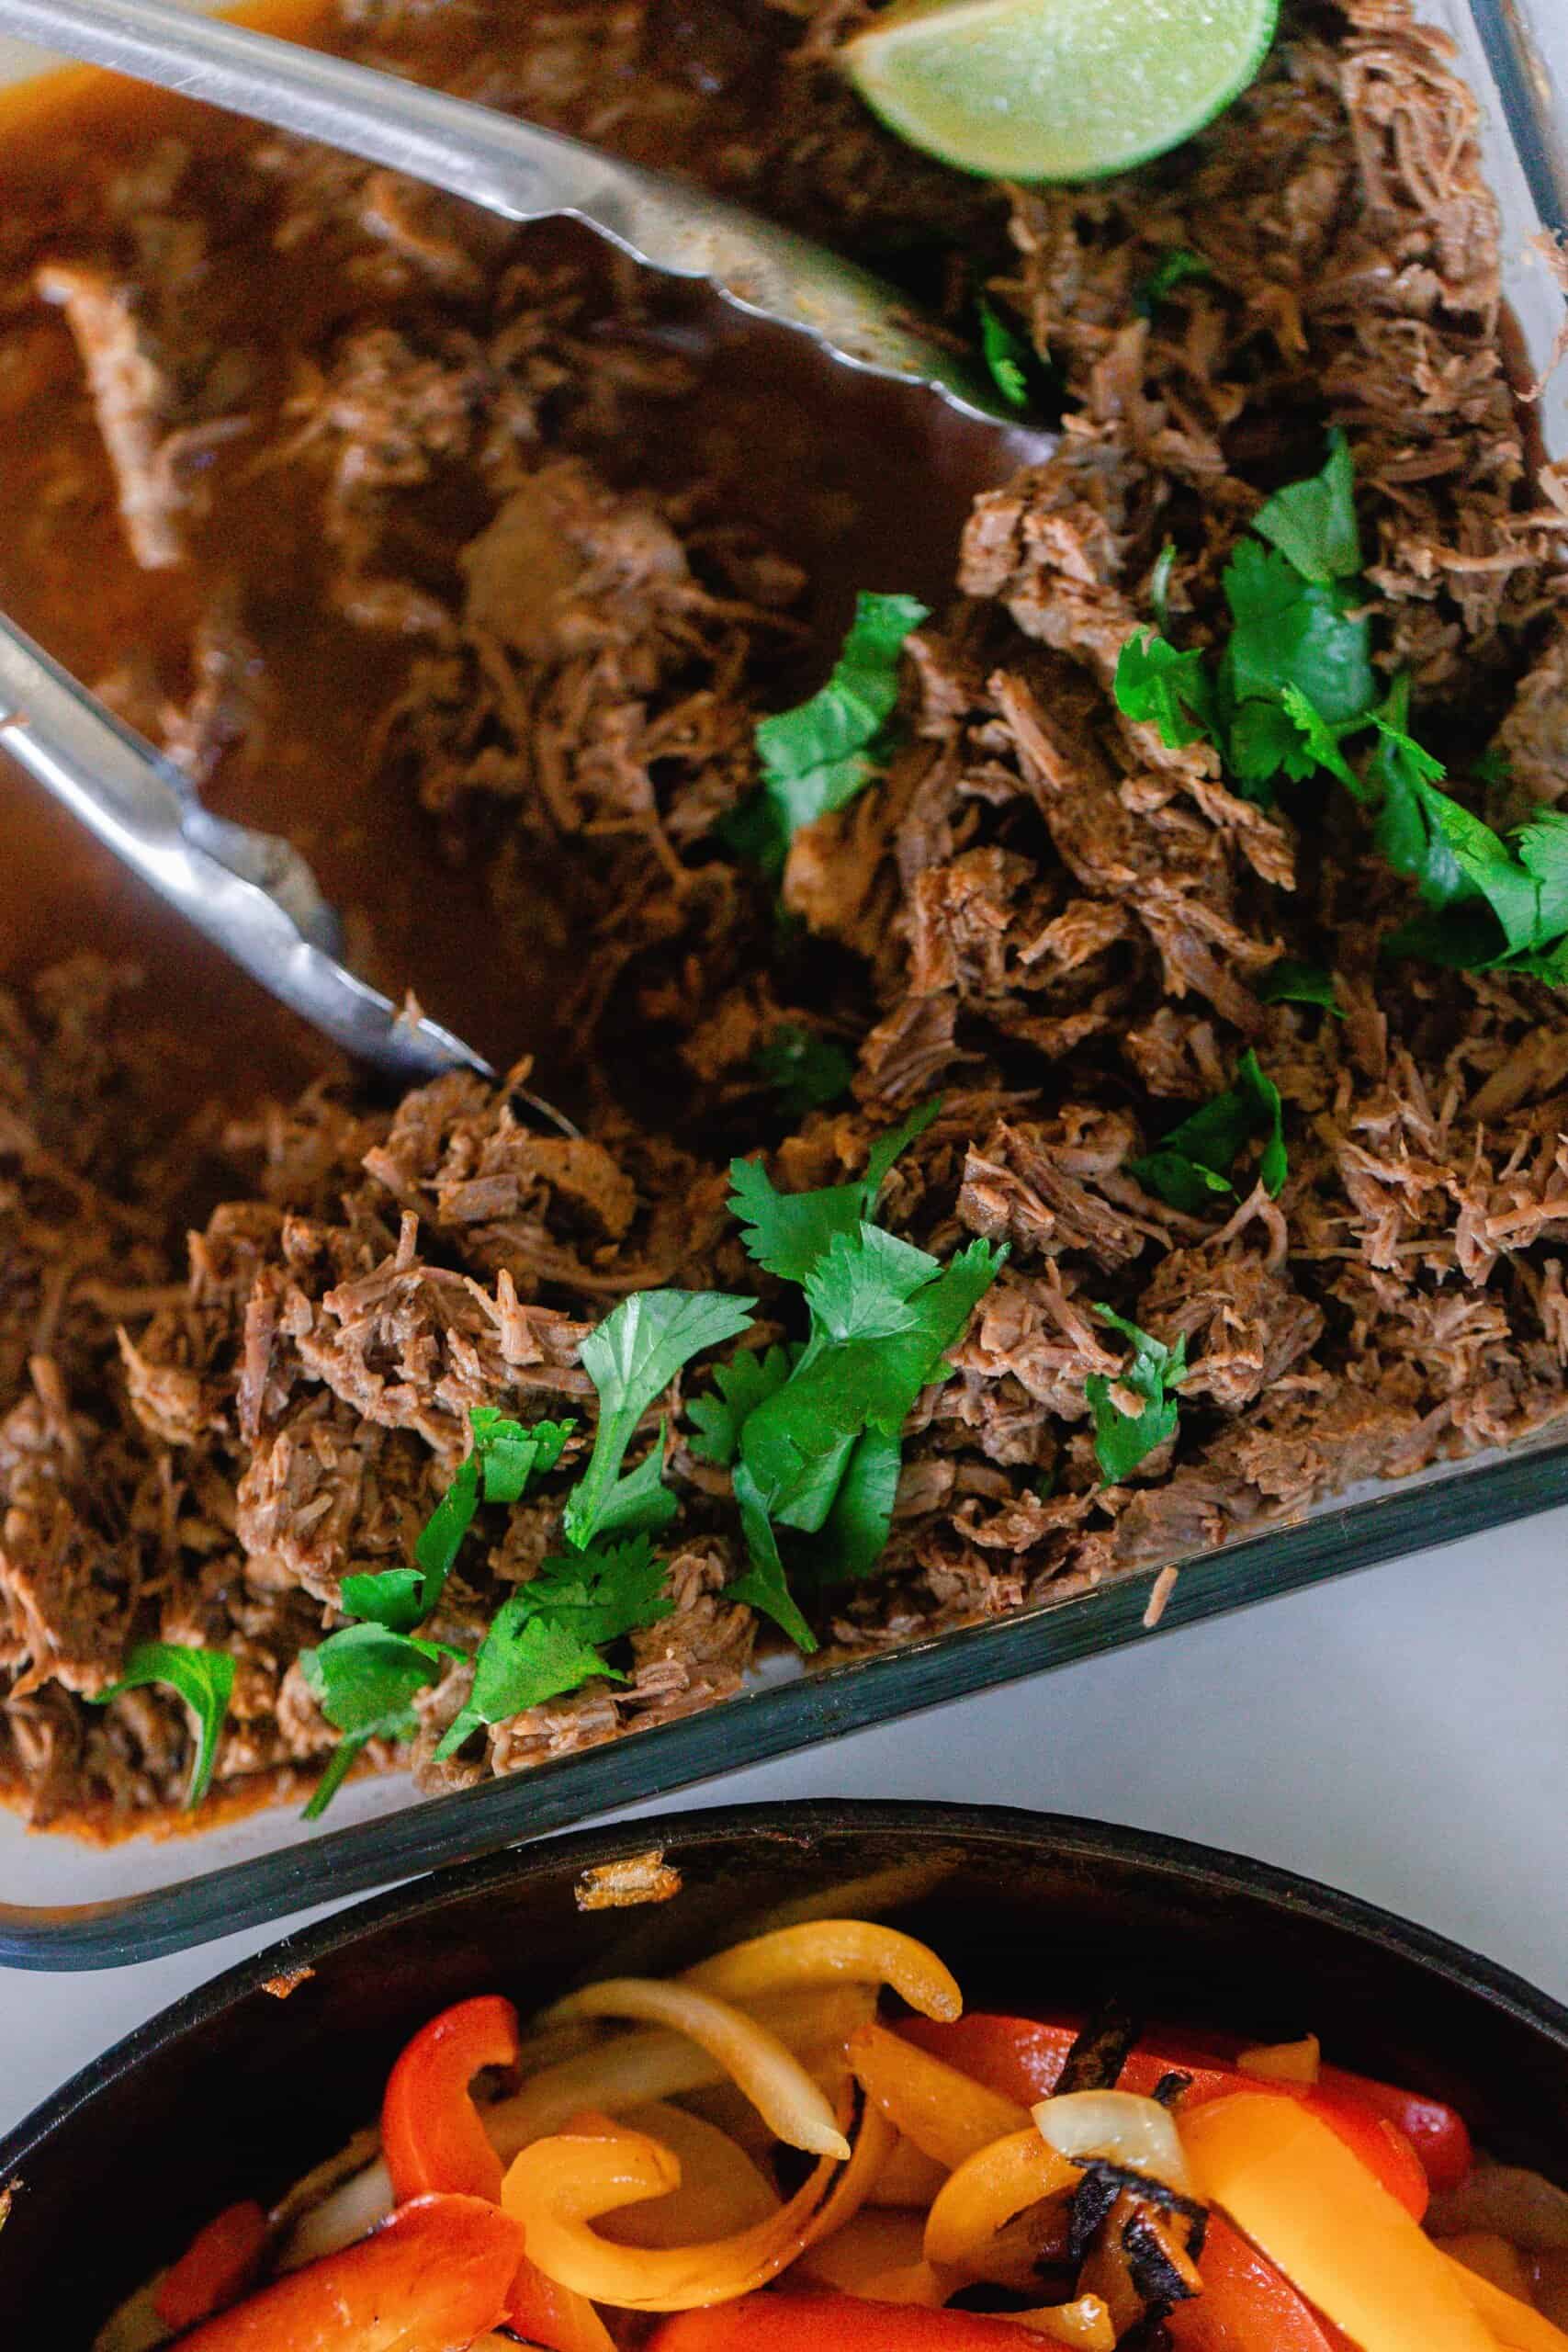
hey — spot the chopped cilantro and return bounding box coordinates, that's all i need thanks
[565,1290,756,1551]
[1224,546,1374,743]
[754,1023,854,1115]
[1113,629,1217,751]
[688,1344,795,1466]
[1257,959,1344,1017]
[435,1611,624,1764]
[977,294,1032,410]
[434,1534,671,1758]
[791,1427,904,1588]
[412,1451,479,1600]
[730,1462,819,1650]
[728,1099,940,1285]
[1250,428,1362,584]
[468,1408,573,1503]
[339,1567,428,1634]
[724,593,930,876]
[1127,1051,1286,1213]
[299,1622,457,1821]
[1134,247,1212,318]
[1087,1308,1187,1485]
[585,1422,681,1543]
[88,1642,233,1810]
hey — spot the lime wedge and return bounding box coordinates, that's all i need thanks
[841,0,1279,182]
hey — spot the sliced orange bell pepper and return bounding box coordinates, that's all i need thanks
[1179,2094,1494,2352]
[649,2293,1102,2352]
[381,1992,519,2204]
[1166,2211,1352,2352]
[153,2199,269,2331]
[899,2013,1457,2207]
[1441,2251,1568,2352]
[173,2191,523,2349]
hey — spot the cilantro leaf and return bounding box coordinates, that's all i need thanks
[726,593,929,876]
[730,1461,818,1651]
[413,1452,479,1600]
[299,1622,453,1820]
[88,1641,233,1809]
[468,1408,574,1503]
[339,1567,428,1634]
[434,1609,625,1762]
[1127,1051,1286,1212]
[977,294,1032,410]
[688,1344,795,1467]
[1134,247,1212,317]
[792,1426,903,1587]
[1113,628,1218,750]
[1087,1308,1188,1485]
[754,1023,854,1115]
[587,1422,680,1542]
[1257,959,1344,1016]
[1514,809,1568,943]
[1223,544,1374,742]
[523,1533,675,1648]
[1250,428,1361,583]
[565,1290,756,1551]
[728,1100,941,1285]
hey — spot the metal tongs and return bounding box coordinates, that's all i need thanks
[0,0,1022,1082]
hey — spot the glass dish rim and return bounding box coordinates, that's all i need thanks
[1,0,1564,1970]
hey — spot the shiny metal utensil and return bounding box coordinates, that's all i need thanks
[0,0,1017,428]
[0,612,493,1081]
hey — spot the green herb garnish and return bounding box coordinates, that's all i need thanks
[703,1105,1004,1633]
[1257,959,1344,1016]
[88,1642,234,1809]
[434,1533,673,1759]
[977,293,1033,409]
[1126,1050,1287,1213]
[723,593,930,876]
[565,1290,757,1552]
[1086,1308,1187,1485]
[299,1623,458,1820]
[1113,628,1217,751]
[1134,247,1212,317]
[754,1023,854,1115]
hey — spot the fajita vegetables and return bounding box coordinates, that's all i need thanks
[97,1915,1568,2352]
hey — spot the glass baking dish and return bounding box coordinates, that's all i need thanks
[0,0,1563,1970]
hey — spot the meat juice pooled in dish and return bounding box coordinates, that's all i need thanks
[96,1914,1568,2352]
[2,0,1567,1833]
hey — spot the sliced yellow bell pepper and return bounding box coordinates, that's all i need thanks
[1442,2249,1568,2352]
[1179,2093,1496,2352]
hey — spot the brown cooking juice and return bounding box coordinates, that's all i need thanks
[0,0,1003,1100]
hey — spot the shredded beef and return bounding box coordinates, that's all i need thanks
[2,0,1567,1830]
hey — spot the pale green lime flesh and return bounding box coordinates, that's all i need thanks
[843,0,1280,182]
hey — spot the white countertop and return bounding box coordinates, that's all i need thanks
[5,1501,1568,2138]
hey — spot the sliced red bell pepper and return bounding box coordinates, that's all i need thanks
[380,1991,519,2205]
[898,2014,1466,2201]
[649,2293,1089,2352]
[173,2191,522,2349]
[1166,2211,1355,2352]
[153,2199,269,2331]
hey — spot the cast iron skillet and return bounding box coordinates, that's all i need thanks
[5,1800,1568,2338]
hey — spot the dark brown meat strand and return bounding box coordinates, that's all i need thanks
[2,0,1567,1829]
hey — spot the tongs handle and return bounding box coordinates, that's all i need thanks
[0,612,491,1080]
[0,0,1014,425]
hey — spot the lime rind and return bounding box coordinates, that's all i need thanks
[843,0,1280,184]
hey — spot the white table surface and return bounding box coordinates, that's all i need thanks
[5,1500,1568,2139]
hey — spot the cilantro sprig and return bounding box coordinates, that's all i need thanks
[88,1642,234,1810]
[723,592,929,876]
[1127,1051,1287,1214]
[753,1023,853,1115]
[1134,247,1212,318]
[1087,1308,1187,1485]
[694,1102,1005,1638]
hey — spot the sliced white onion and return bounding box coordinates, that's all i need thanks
[276,2156,394,2270]
[682,1922,963,2022]
[538,1977,851,2159]
[1032,2091,1192,2194]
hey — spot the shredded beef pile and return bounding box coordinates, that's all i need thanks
[4,0,1568,1830]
